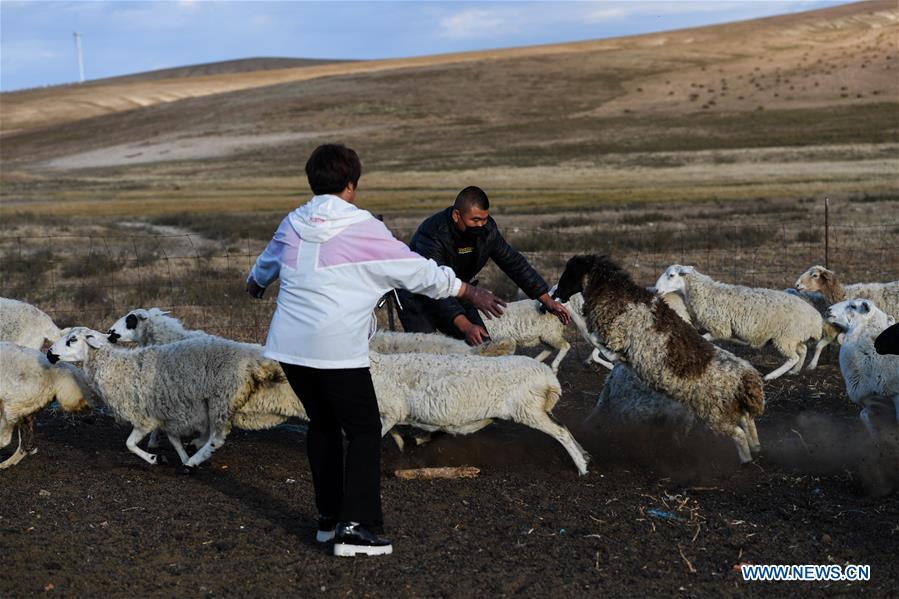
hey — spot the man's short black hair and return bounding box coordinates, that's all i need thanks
[453,186,489,212]
[305,144,362,196]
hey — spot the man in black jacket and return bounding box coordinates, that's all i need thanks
[397,186,570,345]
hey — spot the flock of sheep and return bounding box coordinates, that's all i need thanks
[1,259,897,476]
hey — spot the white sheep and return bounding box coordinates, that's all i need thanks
[796,265,899,320]
[825,299,899,439]
[556,255,765,464]
[479,299,571,373]
[107,308,306,438]
[371,351,590,475]
[1,342,96,468]
[48,328,285,468]
[0,297,70,350]
[655,265,823,381]
[585,364,697,446]
[369,330,516,357]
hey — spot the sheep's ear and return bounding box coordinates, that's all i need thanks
[858,300,871,314]
[677,265,694,275]
[84,333,106,348]
[819,269,832,281]
[58,327,72,337]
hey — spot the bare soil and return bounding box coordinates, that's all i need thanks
[2,343,897,597]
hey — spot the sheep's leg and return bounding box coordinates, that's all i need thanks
[147,430,161,449]
[388,430,405,452]
[165,432,191,465]
[518,411,590,475]
[806,338,830,370]
[0,408,12,448]
[0,425,28,469]
[587,349,615,370]
[763,354,799,381]
[741,415,761,454]
[859,408,878,441]
[186,431,228,468]
[731,426,753,464]
[892,395,899,424]
[126,427,158,465]
[21,416,37,457]
[788,344,807,375]
[587,333,620,363]
[414,432,434,446]
[533,350,552,363]
[549,340,571,373]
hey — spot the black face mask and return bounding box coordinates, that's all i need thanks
[463,226,488,241]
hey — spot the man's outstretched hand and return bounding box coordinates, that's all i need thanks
[459,282,506,319]
[458,320,491,346]
[540,294,571,325]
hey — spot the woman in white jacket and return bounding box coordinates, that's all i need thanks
[247,144,504,558]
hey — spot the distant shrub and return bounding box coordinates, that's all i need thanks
[796,229,822,243]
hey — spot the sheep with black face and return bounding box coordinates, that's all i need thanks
[48,327,284,468]
[553,255,765,464]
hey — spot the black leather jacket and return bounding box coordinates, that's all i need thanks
[405,207,549,325]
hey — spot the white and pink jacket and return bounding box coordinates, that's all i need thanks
[249,195,462,369]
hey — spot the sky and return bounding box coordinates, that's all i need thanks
[0,0,853,92]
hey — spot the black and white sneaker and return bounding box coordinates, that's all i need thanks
[316,516,338,543]
[333,522,393,557]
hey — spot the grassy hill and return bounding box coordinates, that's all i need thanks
[0,0,896,217]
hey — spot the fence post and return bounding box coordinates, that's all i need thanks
[824,197,830,269]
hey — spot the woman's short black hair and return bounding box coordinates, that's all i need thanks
[305,144,362,195]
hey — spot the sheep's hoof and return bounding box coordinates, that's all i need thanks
[158,455,171,465]
[177,464,196,476]
[147,454,158,465]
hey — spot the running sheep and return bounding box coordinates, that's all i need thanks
[554,255,765,464]
[107,308,306,434]
[655,265,823,381]
[372,351,590,475]
[584,364,697,446]
[0,297,70,350]
[1,342,96,469]
[796,265,899,320]
[479,299,571,373]
[48,328,285,468]
[825,299,899,439]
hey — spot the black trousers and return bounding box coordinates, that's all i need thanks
[396,290,486,339]
[279,363,383,529]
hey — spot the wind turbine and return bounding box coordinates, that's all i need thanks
[73,32,85,83]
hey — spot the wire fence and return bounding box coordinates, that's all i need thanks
[1,220,896,345]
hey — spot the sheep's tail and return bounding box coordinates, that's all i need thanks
[231,359,286,415]
[738,371,765,417]
[237,369,308,427]
[542,378,563,414]
[478,337,517,356]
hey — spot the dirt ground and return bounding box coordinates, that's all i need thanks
[2,342,897,597]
